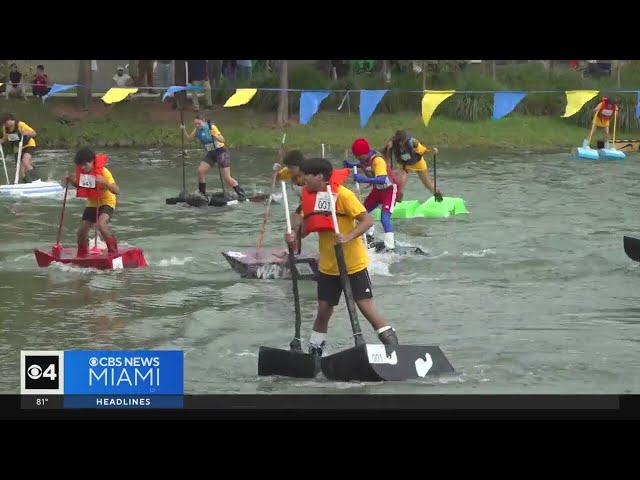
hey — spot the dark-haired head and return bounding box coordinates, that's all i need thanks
[75,147,96,172]
[283,149,306,176]
[1,112,15,127]
[194,114,207,129]
[301,157,332,191]
[283,150,305,167]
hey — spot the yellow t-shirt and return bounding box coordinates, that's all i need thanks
[86,167,117,209]
[189,123,224,148]
[278,166,305,185]
[301,185,369,276]
[371,156,388,176]
[2,121,36,148]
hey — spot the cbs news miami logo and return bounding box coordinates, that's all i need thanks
[20,351,64,395]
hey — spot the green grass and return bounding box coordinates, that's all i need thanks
[5,94,640,152]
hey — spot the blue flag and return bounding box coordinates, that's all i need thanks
[492,91,527,120]
[360,90,388,128]
[299,90,331,125]
[162,85,203,102]
[42,84,79,103]
[636,91,640,119]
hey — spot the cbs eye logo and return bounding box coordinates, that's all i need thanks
[24,356,59,390]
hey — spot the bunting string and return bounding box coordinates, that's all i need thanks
[30,84,640,127]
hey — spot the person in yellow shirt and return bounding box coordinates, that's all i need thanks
[273,149,305,207]
[0,113,39,183]
[66,148,120,256]
[181,114,245,200]
[383,129,442,202]
[285,157,399,357]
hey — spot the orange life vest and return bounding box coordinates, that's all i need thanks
[75,154,108,198]
[597,99,616,120]
[301,168,350,235]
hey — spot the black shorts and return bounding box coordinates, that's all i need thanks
[204,148,230,168]
[317,268,373,307]
[295,204,302,214]
[21,145,35,158]
[82,205,114,223]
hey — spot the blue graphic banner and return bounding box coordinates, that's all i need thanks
[636,91,640,119]
[63,350,184,395]
[64,395,183,409]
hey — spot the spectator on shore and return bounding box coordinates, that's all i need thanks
[113,66,132,87]
[32,65,50,98]
[137,60,155,94]
[187,60,213,111]
[156,60,172,90]
[6,63,25,99]
[222,60,237,81]
[237,60,252,81]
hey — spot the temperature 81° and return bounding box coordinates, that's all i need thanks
[36,397,49,406]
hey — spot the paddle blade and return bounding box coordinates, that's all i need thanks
[624,236,640,262]
[258,346,319,378]
[320,344,455,382]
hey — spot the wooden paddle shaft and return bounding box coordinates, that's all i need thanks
[327,185,365,346]
[282,181,303,344]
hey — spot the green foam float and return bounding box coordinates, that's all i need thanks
[372,196,469,220]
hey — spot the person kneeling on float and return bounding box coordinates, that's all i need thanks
[66,148,120,256]
[181,114,245,200]
[345,138,399,250]
[285,157,399,357]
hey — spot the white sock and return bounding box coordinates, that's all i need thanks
[376,326,392,334]
[309,330,327,346]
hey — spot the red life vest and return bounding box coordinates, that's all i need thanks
[360,150,399,190]
[75,154,108,198]
[597,99,616,120]
[301,168,350,235]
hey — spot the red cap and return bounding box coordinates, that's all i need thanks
[352,138,370,156]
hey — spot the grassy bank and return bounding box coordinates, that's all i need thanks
[5,96,640,151]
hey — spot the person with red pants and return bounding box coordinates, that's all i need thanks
[345,138,400,251]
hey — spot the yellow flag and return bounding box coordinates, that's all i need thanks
[421,90,455,125]
[102,87,138,104]
[224,88,258,108]
[561,90,599,117]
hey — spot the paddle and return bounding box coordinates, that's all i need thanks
[52,177,70,257]
[433,151,443,202]
[179,108,187,196]
[623,235,640,263]
[13,135,23,184]
[612,108,618,148]
[282,180,303,352]
[0,143,8,184]
[326,184,365,347]
[256,133,287,258]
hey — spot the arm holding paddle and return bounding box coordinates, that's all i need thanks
[335,211,373,245]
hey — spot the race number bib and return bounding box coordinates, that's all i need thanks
[204,142,215,151]
[7,133,19,142]
[79,173,96,188]
[314,191,334,213]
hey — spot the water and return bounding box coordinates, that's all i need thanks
[1,147,639,394]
